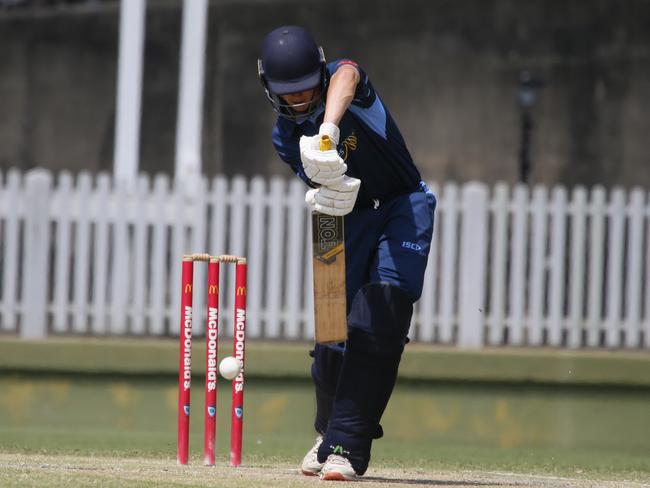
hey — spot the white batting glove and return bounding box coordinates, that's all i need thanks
[300,135,347,187]
[305,176,361,216]
[318,122,340,146]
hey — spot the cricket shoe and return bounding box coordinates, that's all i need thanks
[319,454,359,481]
[300,435,324,476]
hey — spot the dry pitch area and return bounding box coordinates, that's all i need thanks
[0,454,648,488]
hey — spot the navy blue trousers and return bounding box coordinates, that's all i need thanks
[311,187,435,474]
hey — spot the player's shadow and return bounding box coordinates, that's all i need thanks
[360,476,522,486]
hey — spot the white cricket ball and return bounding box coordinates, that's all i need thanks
[219,356,242,381]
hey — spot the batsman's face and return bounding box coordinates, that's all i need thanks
[281,88,318,113]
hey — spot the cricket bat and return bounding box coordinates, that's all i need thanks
[311,135,348,344]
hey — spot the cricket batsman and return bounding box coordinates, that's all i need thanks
[258,26,436,481]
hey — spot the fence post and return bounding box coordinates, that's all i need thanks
[458,182,488,348]
[22,169,53,339]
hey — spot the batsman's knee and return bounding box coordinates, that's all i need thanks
[346,283,413,357]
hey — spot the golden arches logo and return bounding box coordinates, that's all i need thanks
[208,285,219,295]
[184,284,192,294]
[236,286,247,296]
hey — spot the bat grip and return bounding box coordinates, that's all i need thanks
[319,135,333,151]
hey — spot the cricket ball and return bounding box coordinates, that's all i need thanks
[219,356,242,380]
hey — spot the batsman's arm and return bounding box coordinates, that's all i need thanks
[323,65,360,126]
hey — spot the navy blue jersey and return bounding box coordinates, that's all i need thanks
[272,60,422,208]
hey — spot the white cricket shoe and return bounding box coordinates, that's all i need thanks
[320,454,359,481]
[300,435,324,476]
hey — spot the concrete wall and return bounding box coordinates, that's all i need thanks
[1,0,649,188]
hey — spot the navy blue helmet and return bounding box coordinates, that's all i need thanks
[258,26,327,120]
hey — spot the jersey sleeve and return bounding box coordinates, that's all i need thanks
[272,124,318,188]
[328,59,387,140]
[328,59,376,109]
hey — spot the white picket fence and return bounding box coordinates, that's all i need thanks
[1,168,650,349]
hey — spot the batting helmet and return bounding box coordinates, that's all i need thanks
[258,26,327,120]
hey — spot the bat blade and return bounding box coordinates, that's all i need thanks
[312,212,347,344]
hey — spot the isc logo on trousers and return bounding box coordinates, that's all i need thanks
[402,241,422,251]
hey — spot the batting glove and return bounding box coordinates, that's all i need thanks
[318,122,340,146]
[300,134,347,187]
[305,176,361,216]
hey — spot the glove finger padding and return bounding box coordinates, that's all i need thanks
[305,188,318,210]
[306,176,361,216]
[300,135,347,187]
[302,153,347,186]
[299,134,320,153]
[303,162,347,188]
[327,176,361,193]
[307,151,346,168]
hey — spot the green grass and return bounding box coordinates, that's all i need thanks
[2,337,650,386]
[1,338,650,485]
[1,374,649,481]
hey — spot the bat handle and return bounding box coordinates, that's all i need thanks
[319,135,333,151]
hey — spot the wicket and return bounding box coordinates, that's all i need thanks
[177,253,248,467]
